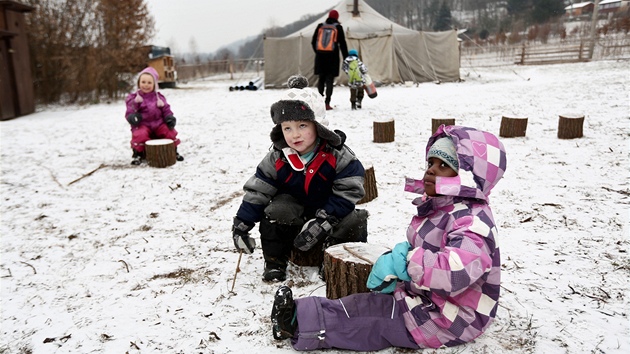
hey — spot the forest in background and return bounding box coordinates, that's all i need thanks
[21,0,630,105]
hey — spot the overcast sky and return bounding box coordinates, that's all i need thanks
[148,0,339,54]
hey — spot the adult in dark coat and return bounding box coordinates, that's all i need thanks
[311,10,348,110]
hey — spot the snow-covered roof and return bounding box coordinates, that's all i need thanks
[599,0,626,5]
[565,1,593,10]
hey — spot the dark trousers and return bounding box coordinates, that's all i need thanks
[259,194,368,269]
[317,74,335,105]
[291,292,419,351]
[349,87,364,104]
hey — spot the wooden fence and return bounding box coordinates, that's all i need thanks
[461,37,630,68]
[176,58,263,82]
[515,41,590,65]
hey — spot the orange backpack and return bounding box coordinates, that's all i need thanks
[316,24,338,52]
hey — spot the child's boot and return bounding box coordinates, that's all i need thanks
[131,150,145,165]
[263,257,287,282]
[351,102,356,110]
[271,285,297,340]
[176,148,184,162]
[357,98,362,109]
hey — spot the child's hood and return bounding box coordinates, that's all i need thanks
[405,125,507,202]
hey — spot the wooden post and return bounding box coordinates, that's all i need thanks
[145,139,177,168]
[499,116,528,137]
[519,42,526,65]
[323,242,389,300]
[373,119,395,143]
[357,164,377,204]
[431,118,456,134]
[558,113,585,139]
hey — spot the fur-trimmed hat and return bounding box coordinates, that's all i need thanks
[269,75,341,149]
[427,137,459,172]
[135,67,164,108]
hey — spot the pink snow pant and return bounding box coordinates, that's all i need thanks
[291,292,419,351]
[130,124,180,152]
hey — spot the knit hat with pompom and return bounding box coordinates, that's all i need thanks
[269,75,341,149]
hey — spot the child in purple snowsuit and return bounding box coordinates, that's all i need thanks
[271,125,507,351]
[124,67,183,165]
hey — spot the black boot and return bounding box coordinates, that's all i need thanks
[262,256,287,282]
[271,285,297,340]
[176,149,184,162]
[131,150,145,165]
[351,102,356,110]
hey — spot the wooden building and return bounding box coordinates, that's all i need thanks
[0,0,35,120]
[599,0,630,14]
[565,2,595,17]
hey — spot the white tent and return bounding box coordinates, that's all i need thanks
[263,0,460,88]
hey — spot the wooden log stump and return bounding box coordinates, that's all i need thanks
[557,113,585,139]
[431,118,456,134]
[289,239,325,267]
[357,164,377,204]
[499,116,528,137]
[373,119,395,143]
[145,139,176,168]
[324,242,389,300]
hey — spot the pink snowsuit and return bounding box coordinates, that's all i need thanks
[124,67,180,153]
[289,125,507,351]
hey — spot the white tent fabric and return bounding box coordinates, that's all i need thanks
[263,0,460,88]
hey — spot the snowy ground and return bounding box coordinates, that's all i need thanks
[1,60,628,353]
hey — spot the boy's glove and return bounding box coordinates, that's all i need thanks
[294,209,336,251]
[367,241,412,293]
[232,217,256,254]
[126,113,142,126]
[164,115,176,129]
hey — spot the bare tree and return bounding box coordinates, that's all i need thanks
[24,0,154,104]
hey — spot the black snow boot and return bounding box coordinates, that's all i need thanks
[271,285,297,340]
[131,150,145,165]
[176,149,184,162]
[263,264,287,282]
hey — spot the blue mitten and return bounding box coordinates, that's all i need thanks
[367,241,412,293]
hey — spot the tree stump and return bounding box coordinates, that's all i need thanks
[499,116,528,137]
[373,119,395,143]
[431,118,456,134]
[290,239,325,267]
[357,164,377,204]
[557,114,585,139]
[324,242,389,300]
[145,139,176,168]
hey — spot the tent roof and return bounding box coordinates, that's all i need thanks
[285,0,417,38]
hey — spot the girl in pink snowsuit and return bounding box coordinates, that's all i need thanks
[271,125,507,351]
[124,67,182,165]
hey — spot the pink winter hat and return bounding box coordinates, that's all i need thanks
[135,67,164,107]
[138,67,159,90]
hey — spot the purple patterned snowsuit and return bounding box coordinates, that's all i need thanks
[291,125,507,351]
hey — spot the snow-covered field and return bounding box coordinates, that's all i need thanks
[1,60,628,353]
